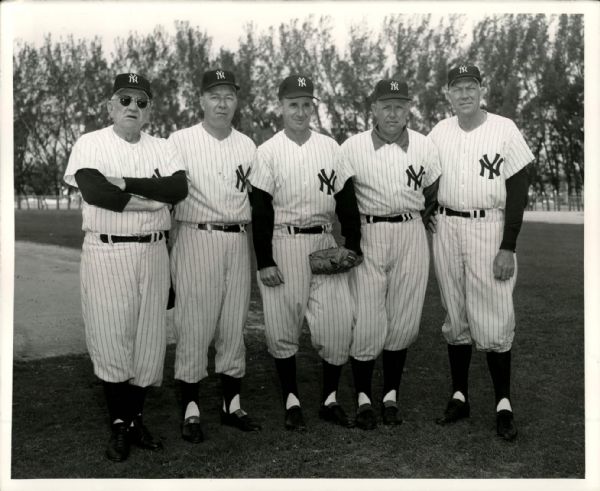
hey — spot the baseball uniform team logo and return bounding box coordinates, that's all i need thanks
[459,65,468,73]
[390,81,399,91]
[297,77,307,87]
[235,165,251,192]
[405,164,425,190]
[128,73,138,83]
[317,168,337,195]
[216,70,226,80]
[479,153,504,179]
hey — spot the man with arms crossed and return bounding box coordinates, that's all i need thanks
[64,73,188,461]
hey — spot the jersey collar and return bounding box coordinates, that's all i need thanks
[371,125,409,152]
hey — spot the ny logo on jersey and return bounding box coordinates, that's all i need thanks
[216,70,226,80]
[298,77,306,87]
[129,74,138,83]
[152,168,162,178]
[479,153,503,179]
[235,165,251,192]
[459,66,468,74]
[390,81,399,91]
[406,165,425,190]
[318,169,337,195]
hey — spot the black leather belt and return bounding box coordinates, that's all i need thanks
[197,223,245,233]
[286,225,327,234]
[439,206,486,218]
[365,213,414,223]
[100,231,168,243]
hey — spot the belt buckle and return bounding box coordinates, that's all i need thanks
[323,224,332,233]
[286,226,296,236]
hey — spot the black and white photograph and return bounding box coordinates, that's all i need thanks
[0,1,598,490]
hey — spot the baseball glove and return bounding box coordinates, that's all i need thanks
[309,247,363,275]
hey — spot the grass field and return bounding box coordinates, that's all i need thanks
[12,210,584,479]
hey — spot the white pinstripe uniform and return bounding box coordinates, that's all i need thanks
[64,126,184,386]
[341,129,441,360]
[249,130,354,365]
[169,123,255,382]
[428,113,534,352]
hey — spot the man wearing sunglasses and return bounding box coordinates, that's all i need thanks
[168,69,261,444]
[64,72,188,462]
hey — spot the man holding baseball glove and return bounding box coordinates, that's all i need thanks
[249,74,362,430]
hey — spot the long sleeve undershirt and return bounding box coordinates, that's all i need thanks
[74,168,187,213]
[500,165,530,252]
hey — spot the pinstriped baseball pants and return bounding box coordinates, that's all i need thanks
[258,231,353,365]
[432,213,517,352]
[80,233,170,387]
[171,225,250,382]
[349,219,429,360]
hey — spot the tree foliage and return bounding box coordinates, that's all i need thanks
[13,14,584,206]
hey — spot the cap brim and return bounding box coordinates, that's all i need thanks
[375,95,412,101]
[448,75,482,87]
[280,91,319,101]
[114,86,152,99]
[202,81,240,92]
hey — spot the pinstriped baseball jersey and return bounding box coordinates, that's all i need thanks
[342,128,438,360]
[340,129,441,215]
[65,126,183,233]
[169,123,255,383]
[169,123,255,224]
[249,130,353,227]
[428,113,534,211]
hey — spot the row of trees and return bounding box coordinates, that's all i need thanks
[13,14,584,208]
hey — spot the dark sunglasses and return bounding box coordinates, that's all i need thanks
[116,96,150,109]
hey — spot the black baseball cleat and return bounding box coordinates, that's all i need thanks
[284,406,306,431]
[318,403,352,428]
[496,410,518,441]
[220,409,262,432]
[129,415,163,450]
[106,422,130,462]
[381,405,403,426]
[436,398,470,425]
[354,404,377,430]
[181,416,204,443]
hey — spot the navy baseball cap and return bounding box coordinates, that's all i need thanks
[447,64,482,87]
[371,79,411,102]
[201,69,240,93]
[113,73,152,99]
[278,75,319,100]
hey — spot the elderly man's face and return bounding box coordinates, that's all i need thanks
[373,99,410,139]
[200,85,237,130]
[108,88,151,134]
[446,78,483,117]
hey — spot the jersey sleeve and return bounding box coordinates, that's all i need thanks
[64,136,98,188]
[423,136,442,187]
[161,138,186,176]
[334,143,355,192]
[249,144,275,196]
[503,120,534,178]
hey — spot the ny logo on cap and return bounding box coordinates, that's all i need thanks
[390,81,399,91]
[129,74,138,83]
[216,70,226,80]
[459,66,468,74]
[298,77,306,87]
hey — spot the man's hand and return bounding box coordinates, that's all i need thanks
[493,249,515,281]
[124,195,168,212]
[259,266,285,287]
[106,176,126,191]
[426,213,439,233]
